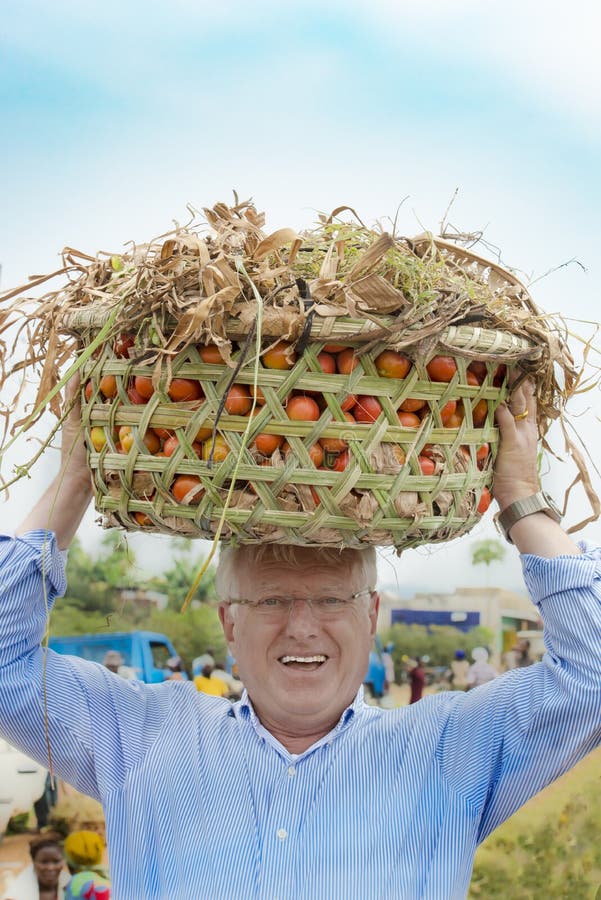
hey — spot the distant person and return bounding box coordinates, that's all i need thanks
[64,872,110,900]
[407,657,426,704]
[193,660,228,698]
[382,642,395,690]
[165,656,186,681]
[1,833,69,900]
[448,649,470,691]
[63,830,108,880]
[101,651,135,680]
[467,647,498,689]
[211,660,243,697]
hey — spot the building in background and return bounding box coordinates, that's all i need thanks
[378,587,542,664]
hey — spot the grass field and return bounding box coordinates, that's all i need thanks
[470,746,601,898]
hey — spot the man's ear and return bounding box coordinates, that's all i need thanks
[368,592,380,638]
[218,602,235,643]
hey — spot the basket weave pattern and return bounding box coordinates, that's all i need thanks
[80,324,531,548]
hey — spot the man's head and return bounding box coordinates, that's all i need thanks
[216,544,378,744]
[102,650,124,673]
[29,834,65,889]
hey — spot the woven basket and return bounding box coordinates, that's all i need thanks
[70,306,538,549]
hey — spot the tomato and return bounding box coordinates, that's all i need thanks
[426,356,457,382]
[331,449,350,471]
[171,475,204,505]
[286,395,320,421]
[89,426,106,452]
[418,455,436,476]
[320,411,355,453]
[471,399,488,427]
[99,375,118,399]
[250,384,267,405]
[133,510,153,526]
[127,382,147,405]
[224,384,252,415]
[336,348,360,375]
[467,361,487,382]
[466,370,481,386]
[476,442,490,462]
[114,333,135,358]
[444,412,464,429]
[263,341,296,370]
[316,351,336,374]
[354,395,383,423]
[477,486,493,515]
[399,397,426,413]
[194,424,213,442]
[134,375,155,400]
[199,344,226,364]
[308,442,324,467]
[168,378,203,402]
[153,427,174,441]
[493,365,507,387]
[397,411,420,428]
[202,434,230,462]
[322,343,348,353]
[340,393,357,412]
[253,433,284,456]
[439,399,457,424]
[84,380,94,402]
[374,349,411,379]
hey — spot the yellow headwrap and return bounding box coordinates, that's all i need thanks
[63,830,104,868]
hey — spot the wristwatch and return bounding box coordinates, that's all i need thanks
[496,490,562,543]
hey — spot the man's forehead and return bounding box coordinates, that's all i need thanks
[242,555,359,589]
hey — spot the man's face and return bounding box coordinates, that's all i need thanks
[219,551,378,741]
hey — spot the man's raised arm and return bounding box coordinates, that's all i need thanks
[15,379,93,547]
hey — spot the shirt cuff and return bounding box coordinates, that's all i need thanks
[521,541,601,605]
[1,530,68,598]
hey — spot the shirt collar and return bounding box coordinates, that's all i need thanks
[232,687,364,759]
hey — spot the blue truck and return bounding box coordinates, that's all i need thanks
[48,630,185,683]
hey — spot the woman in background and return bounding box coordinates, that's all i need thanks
[1,833,69,900]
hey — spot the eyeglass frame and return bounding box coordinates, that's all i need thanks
[225,588,376,619]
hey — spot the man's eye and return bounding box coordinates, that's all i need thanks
[258,597,285,608]
[318,597,346,607]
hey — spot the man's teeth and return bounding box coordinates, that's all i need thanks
[281,655,326,664]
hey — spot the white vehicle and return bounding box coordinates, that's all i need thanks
[0,739,48,839]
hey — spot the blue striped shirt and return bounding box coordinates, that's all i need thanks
[0,531,600,900]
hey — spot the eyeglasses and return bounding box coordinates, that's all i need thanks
[227,589,374,620]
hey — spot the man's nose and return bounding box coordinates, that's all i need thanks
[284,597,320,634]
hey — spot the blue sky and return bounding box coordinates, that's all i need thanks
[1,0,600,591]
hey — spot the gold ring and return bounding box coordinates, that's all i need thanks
[514,409,529,421]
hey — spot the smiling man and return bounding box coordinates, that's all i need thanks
[0,380,600,900]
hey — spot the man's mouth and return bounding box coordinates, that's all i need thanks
[279,655,328,671]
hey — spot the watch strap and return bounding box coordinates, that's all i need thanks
[496,491,562,543]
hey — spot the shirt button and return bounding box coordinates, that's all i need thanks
[276,828,288,841]
[287,765,296,777]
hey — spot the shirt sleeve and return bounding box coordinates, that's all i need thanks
[0,531,176,801]
[437,543,601,841]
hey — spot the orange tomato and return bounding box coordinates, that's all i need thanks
[397,411,420,428]
[354,395,383,423]
[199,344,226,364]
[426,356,457,382]
[439,399,457,424]
[477,486,492,515]
[315,351,336,374]
[374,350,411,379]
[223,384,252,415]
[153,427,174,441]
[331,449,350,471]
[134,375,155,400]
[262,341,296,370]
[194,424,213,442]
[168,378,203,402]
[336,348,361,375]
[322,343,348,353]
[133,510,153,526]
[471,399,488,427]
[84,381,94,402]
[476,442,490,462]
[253,433,284,456]
[444,412,464,429]
[171,475,204,505]
[249,384,267,405]
[308,442,324,467]
[127,382,147,405]
[320,411,355,453]
[98,375,118,398]
[467,361,487,382]
[399,397,425,413]
[340,393,357,412]
[286,395,320,421]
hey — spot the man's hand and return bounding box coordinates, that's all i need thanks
[493,378,540,512]
[60,376,91,489]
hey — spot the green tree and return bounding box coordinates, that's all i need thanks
[148,538,217,612]
[471,538,506,569]
[381,623,494,670]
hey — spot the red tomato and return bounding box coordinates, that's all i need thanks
[250,384,267,405]
[114,333,135,358]
[127,382,148,405]
[467,361,487,382]
[199,344,226,364]
[374,350,411,379]
[153,427,174,441]
[316,351,336,374]
[336,348,360,375]
[354,395,383,423]
[133,510,153,526]
[426,356,457,382]
[471,399,488,427]
[418,455,436,476]
[444,412,464,429]
[171,475,204,505]
[141,430,161,455]
[263,341,296,370]
[134,375,155,400]
[340,394,357,412]
[253,433,284,456]
[439,400,457,424]
[224,384,252,415]
[322,343,348,353]
[168,378,203,402]
[466,370,481,386]
[320,411,355,453]
[477,486,492,514]
[84,380,94,402]
[399,397,426,413]
[286,395,320,421]
[476,442,490,462]
[99,375,118,399]
[331,449,350,471]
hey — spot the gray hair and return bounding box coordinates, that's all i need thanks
[215,543,377,601]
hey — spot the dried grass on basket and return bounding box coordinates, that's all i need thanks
[0,198,598,549]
